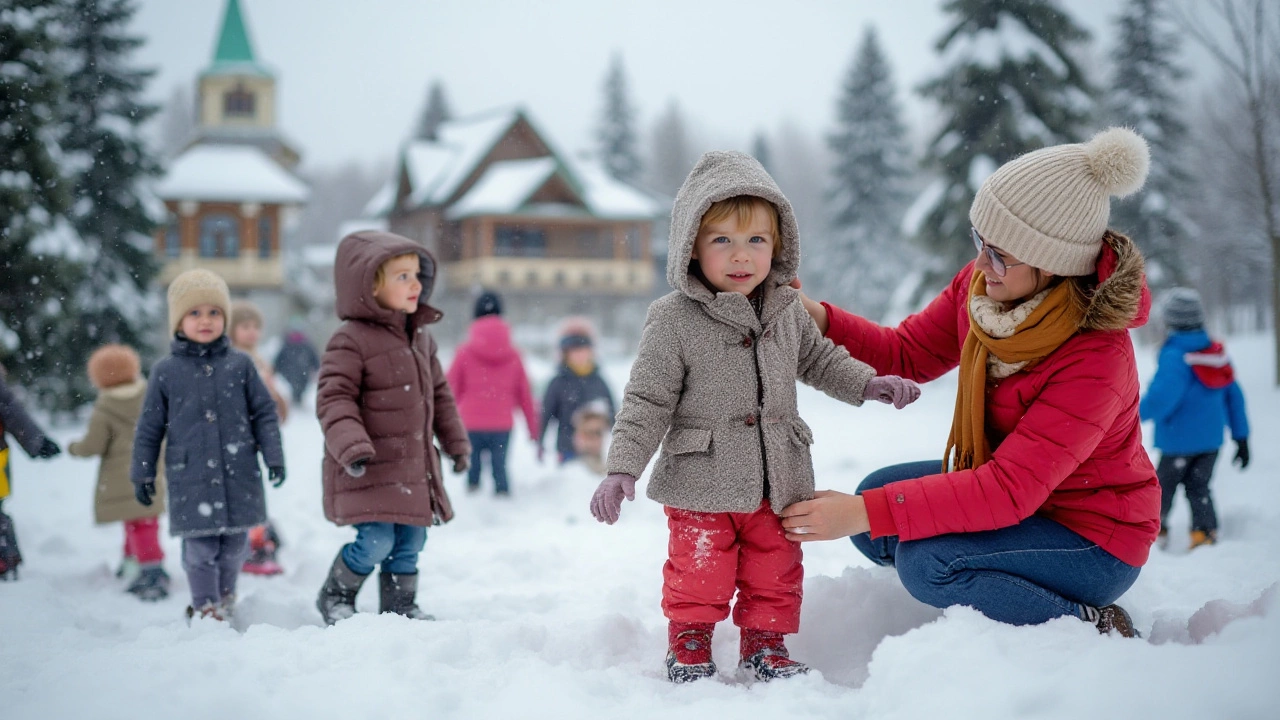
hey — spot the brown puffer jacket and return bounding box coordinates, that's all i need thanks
[316,231,470,526]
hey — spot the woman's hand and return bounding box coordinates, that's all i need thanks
[779,490,870,542]
[789,278,829,335]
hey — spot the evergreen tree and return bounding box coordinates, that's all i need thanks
[596,53,641,184]
[913,0,1095,287]
[415,80,452,141]
[647,98,694,198]
[751,132,772,174]
[0,0,82,406]
[816,25,913,321]
[1107,0,1192,288]
[55,0,162,410]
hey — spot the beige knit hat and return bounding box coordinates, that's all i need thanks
[970,127,1150,276]
[167,268,231,335]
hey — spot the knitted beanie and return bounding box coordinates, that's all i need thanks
[167,268,231,335]
[86,344,140,389]
[1162,287,1205,331]
[970,127,1150,276]
[230,299,264,329]
[474,290,503,319]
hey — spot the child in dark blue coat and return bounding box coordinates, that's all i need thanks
[1140,288,1249,550]
[131,269,286,621]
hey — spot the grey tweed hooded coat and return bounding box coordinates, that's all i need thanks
[605,151,876,514]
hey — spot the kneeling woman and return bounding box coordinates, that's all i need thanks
[782,128,1160,637]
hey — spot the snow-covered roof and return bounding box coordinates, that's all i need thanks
[361,181,395,217]
[155,145,309,204]
[335,217,387,243]
[447,157,559,219]
[569,158,664,220]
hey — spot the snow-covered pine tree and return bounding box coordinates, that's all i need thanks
[1108,0,1193,288]
[751,132,772,174]
[647,98,694,199]
[415,80,452,141]
[912,0,1095,289]
[597,54,641,184]
[0,0,84,406]
[54,0,162,411]
[816,25,913,321]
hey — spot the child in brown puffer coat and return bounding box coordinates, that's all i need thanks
[68,345,171,600]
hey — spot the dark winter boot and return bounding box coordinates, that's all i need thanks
[126,565,171,602]
[1090,604,1141,638]
[316,552,369,626]
[0,508,23,581]
[666,621,716,683]
[378,572,435,620]
[738,628,810,681]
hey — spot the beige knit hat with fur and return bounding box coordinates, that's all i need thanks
[969,127,1150,277]
[167,268,231,335]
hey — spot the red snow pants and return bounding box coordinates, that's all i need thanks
[662,500,803,633]
[123,517,164,564]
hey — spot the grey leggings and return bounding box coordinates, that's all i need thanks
[182,531,249,608]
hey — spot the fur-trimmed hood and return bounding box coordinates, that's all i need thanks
[1079,230,1151,332]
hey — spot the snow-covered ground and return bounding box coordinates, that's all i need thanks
[3,335,1278,719]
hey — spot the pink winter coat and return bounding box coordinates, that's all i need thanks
[446,316,539,438]
[826,239,1160,567]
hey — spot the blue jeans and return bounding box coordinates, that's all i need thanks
[851,461,1141,625]
[468,430,510,493]
[341,522,427,575]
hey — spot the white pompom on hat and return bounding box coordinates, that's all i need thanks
[969,127,1150,276]
[167,268,231,335]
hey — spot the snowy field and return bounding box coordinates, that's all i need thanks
[3,334,1278,719]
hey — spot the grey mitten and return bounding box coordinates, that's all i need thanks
[863,376,921,409]
[590,473,637,524]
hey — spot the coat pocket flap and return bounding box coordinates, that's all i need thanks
[790,418,814,446]
[164,446,187,469]
[662,428,712,455]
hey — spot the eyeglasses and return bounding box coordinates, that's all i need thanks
[971,228,1025,277]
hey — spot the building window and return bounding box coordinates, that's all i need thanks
[224,84,255,118]
[164,214,181,257]
[199,213,240,258]
[626,226,643,260]
[258,215,273,258]
[525,270,538,286]
[493,225,547,257]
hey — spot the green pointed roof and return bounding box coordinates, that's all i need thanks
[203,0,271,78]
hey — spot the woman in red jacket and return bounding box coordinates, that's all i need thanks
[780,128,1161,638]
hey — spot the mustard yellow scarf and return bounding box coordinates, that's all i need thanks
[944,271,1084,471]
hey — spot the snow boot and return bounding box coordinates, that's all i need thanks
[316,552,369,626]
[126,565,171,602]
[738,628,810,681]
[378,572,435,620]
[666,622,716,683]
[242,522,284,576]
[1189,529,1217,550]
[0,508,23,581]
[1091,604,1140,638]
[185,602,226,624]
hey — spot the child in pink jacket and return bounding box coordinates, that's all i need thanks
[446,291,539,496]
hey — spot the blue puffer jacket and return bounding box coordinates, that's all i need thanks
[1139,330,1249,455]
[132,335,285,537]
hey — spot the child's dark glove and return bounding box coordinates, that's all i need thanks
[590,473,637,524]
[450,454,469,473]
[35,438,61,459]
[345,458,368,478]
[1233,439,1250,469]
[268,466,286,488]
[135,480,156,507]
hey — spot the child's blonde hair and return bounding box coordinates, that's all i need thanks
[373,252,420,293]
[698,195,782,258]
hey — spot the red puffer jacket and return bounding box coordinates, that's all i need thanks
[825,237,1160,566]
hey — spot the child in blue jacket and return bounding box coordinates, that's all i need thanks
[1140,288,1249,550]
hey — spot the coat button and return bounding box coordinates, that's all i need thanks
[745,415,756,427]
[895,493,905,504]
[204,365,213,376]
[741,336,752,348]
[207,459,218,469]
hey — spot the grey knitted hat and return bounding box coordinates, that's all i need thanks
[970,127,1150,276]
[1162,287,1205,330]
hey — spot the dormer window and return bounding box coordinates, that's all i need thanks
[224,83,254,118]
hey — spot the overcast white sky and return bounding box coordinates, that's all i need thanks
[132,0,1220,172]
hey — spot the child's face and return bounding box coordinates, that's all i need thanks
[373,254,422,313]
[565,346,594,368]
[692,204,775,295]
[231,320,261,350]
[181,304,226,343]
[572,416,608,456]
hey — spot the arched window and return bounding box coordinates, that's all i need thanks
[223,84,255,118]
[199,213,240,258]
[257,215,273,258]
[164,214,181,257]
